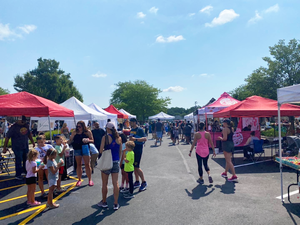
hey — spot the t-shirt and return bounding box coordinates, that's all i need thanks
[35,144,53,160]
[92,128,105,150]
[130,127,146,145]
[180,123,185,129]
[55,145,65,167]
[155,122,163,132]
[47,159,58,182]
[145,123,149,129]
[124,151,134,172]
[249,136,259,149]
[151,123,156,131]
[121,143,127,165]
[184,125,192,134]
[26,160,37,178]
[6,123,30,150]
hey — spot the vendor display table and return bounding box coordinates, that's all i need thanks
[275,157,300,201]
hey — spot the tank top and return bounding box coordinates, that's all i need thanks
[196,131,209,158]
[72,132,89,150]
[108,134,120,161]
[225,128,233,142]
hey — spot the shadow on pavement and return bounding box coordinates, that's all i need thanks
[185,184,215,200]
[282,202,300,225]
[214,180,236,194]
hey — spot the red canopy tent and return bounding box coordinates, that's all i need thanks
[104,105,128,119]
[214,95,300,118]
[0,92,74,117]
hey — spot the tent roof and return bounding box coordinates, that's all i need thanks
[88,103,117,118]
[119,109,136,119]
[214,95,300,117]
[149,112,175,120]
[60,97,107,121]
[0,92,74,117]
[104,105,128,119]
[184,112,194,120]
[277,84,300,104]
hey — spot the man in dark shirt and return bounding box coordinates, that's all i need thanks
[180,121,185,141]
[154,118,163,146]
[184,121,192,144]
[3,116,35,180]
[92,122,105,158]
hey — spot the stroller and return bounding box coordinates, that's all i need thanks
[284,136,300,156]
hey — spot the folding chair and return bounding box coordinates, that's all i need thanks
[0,156,10,175]
[252,140,265,162]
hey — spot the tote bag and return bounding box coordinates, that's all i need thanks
[99,135,113,171]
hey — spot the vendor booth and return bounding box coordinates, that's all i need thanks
[149,112,175,120]
[104,105,128,119]
[88,103,118,128]
[119,109,137,119]
[277,84,300,202]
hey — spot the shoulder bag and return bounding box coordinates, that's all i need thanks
[98,135,113,171]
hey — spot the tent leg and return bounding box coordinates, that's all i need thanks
[278,104,283,202]
[48,116,52,145]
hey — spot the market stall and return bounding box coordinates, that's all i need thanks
[149,112,175,120]
[88,103,118,128]
[104,105,129,119]
[119,109,137,119]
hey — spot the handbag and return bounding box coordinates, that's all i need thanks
[98,135,113,171]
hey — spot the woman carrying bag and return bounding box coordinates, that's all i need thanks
[97,122,122,210]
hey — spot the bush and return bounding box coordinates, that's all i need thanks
[261,128,287,137]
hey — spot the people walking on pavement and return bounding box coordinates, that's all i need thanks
[218,119,238,182]
[129,118,148,192]
[154,118,163,146]
[189,122,216,184]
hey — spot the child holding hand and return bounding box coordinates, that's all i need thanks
[123,141,135,199]
[26,149,44,206]
[44,148,64,208]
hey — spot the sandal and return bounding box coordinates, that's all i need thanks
[28,201,41,207]
[46,203,60,209]
[88,180,94,186]
[76,180,82,187]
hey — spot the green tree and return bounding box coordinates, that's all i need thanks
[231,39,300,100]
[14,58,83,103]
[110,80,171,120]
[0,87,9,96]
[167,107,187,117]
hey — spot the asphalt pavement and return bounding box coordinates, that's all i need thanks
[1,135,300,225]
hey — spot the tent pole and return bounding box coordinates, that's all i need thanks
[278,104,283,202]
[48,116,52,144]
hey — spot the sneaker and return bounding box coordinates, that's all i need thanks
[15,176,23,180]
[113,203,120,210]
[139,181,147,192]
[97,200,108,208]
[197,178,204,184]
[120,188,129,193]
[123,193,135,199]
[119,186,124,191]
[221,172,228,178]
[228,175,238,182]
[208,176,213,183]
[133,181,140,188]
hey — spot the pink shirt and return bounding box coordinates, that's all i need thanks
[26,160,37,178]
[196,131,209,158]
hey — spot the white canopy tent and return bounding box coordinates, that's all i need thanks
[32,97,108,130]
[119,109,136,119]
[277,84,300,202]
[88,103,118,128]
[184,112,193,120]
[149,112,175,120]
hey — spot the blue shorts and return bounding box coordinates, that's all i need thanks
[102,161,120,175]
[74,149,90,157]
[156,131,162,139]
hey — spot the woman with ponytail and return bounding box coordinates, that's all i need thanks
[97,122,122,210]
[189,122,216,184]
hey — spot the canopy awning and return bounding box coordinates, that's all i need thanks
[214,95,300,117]
[119,109,136,119]
[149,112,175,120]
[184,112,194,120]
[277,84,300,104]
[104,105,128,119]
[88,103,118,127]
[0,92,74,117]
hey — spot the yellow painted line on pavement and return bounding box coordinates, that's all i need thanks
[0,171,15,176]
[0,184,25,191]
[68,176,79,181]
[19,183,77,225]
[0,177,16,182]
[0,205,43,221]
[0,182,76,204]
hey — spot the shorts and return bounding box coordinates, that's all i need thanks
[134,144,143,168]
[120,164,124,170]
[156,131,162,139]
[26,177,36,185]
[222,141,234,153]
[49,179,57,188]
[74,149,90,157]
[59,166,64,175]
[102,161,120,175]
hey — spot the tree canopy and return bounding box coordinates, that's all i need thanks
[14,57,83,103]
[167,106,199,118]
[231,39,300,100]
[0,87,9,96]
[110,80,171,120]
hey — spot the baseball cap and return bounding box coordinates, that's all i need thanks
[130,118,137,123]
[106,122,115,129]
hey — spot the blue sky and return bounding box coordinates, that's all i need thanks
[0,0,299,109]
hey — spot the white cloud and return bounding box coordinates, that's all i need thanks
[18,25,37,34]
[149,7,158,14]
[137,12,146,18]
[205,9,239,27]
[163,86,185,92]
[156,35,185,43]
[91,72,107,78]
[248,11,262,24]
[0,23,36,41]
[264,4,279,13]
[192,73,214,78]
[200,5,213,14]
[188,13,196,17]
